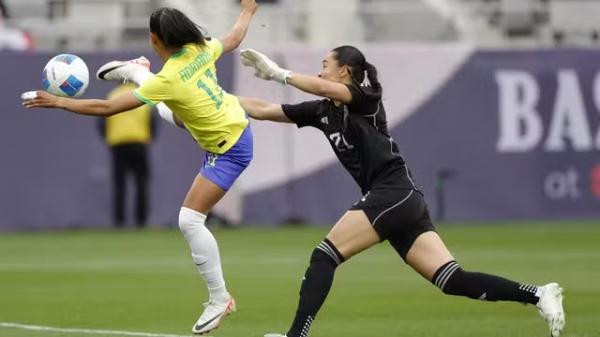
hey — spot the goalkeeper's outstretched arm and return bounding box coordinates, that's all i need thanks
[240,48,353,103]
[238,96,292,123]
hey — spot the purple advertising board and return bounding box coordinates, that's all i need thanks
[0,51,234,230]
[243,48,600,224]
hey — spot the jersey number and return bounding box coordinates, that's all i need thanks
[197,69,224,109]
[329,132,354,151]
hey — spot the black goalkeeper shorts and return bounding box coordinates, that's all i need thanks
[350,188,436,260]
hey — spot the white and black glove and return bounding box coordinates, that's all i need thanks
[240,48,291,85]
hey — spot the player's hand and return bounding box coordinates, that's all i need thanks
[240,48,291,84]
[240,0,257,15]
[21,91,62,109]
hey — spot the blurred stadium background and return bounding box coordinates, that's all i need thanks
[0,0,599,337]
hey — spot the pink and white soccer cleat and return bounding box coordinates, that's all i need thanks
[96,56,150,82]
[191,295,236,335]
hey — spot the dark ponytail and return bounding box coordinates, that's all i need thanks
[332,45,382,100]
[149,7,206,50]
[365,62,382,97]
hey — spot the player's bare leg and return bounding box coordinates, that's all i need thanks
[326,210,381,258]
[405,231,453,279]
[406,232,565,337]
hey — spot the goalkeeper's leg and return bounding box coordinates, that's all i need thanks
[280,211,380,337]
[403,231,565,337]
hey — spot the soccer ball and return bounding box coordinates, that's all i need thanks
[42,54,89,97]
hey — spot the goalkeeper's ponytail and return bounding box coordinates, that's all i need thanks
[364,62,382,100]
[332,45,382,101]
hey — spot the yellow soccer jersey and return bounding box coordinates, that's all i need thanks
[106,83,152,146]
[133,38,248,154]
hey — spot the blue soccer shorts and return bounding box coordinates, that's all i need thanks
[200,125,253,191]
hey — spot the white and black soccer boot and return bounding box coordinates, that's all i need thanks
[536,283,565,337]
[96,56,150,82]
[192,295,236,335]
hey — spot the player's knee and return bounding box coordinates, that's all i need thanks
[178,207,207,234]
[432,261,466,296]
[310,238,345,267]
[432,261,485,299]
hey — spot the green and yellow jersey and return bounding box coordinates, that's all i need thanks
[134,38,248,154]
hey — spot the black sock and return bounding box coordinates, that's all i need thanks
[432,261,539,304]
[287,239,345,337]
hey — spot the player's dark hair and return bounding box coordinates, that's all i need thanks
[149,7,206,50]
[332,45,382,100]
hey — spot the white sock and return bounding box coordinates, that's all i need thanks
[179,207,229,303]
[131,67,178,128]
[157,103,178,127]
[132,67,153,86]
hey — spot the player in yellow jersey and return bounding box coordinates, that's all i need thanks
[22,1,257,334]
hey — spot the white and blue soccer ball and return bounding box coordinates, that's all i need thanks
[42,54,89,97]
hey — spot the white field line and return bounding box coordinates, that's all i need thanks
[0,322,195,337]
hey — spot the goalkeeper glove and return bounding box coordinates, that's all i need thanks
[240,48,291,85]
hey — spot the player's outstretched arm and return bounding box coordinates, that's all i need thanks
[22,90,143,117]
[220,0,257,54]
[286,72,353,104]
[240,48,353,103]
[238,96,292,123]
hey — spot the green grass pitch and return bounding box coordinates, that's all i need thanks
[0,221,599,337]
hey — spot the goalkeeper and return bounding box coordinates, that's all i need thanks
[237,46,566,337]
